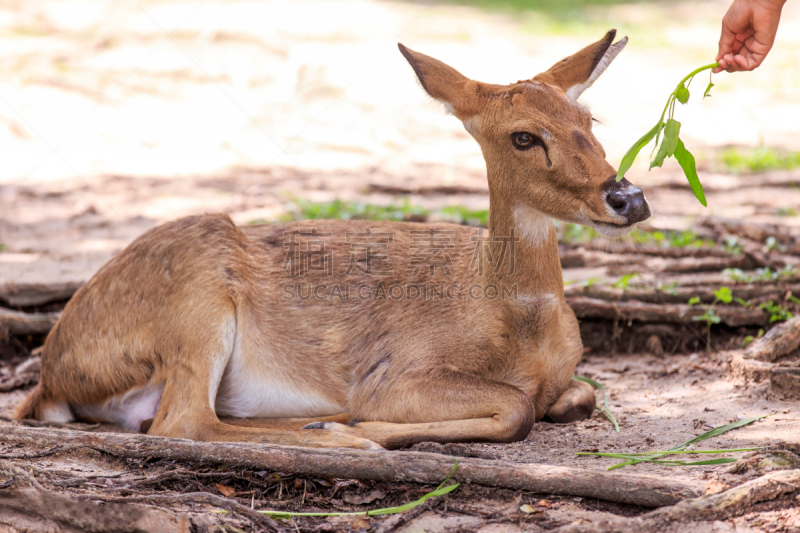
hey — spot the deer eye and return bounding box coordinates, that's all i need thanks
[511,132,542,151]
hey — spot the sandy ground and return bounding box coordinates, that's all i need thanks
[1,0,800,531]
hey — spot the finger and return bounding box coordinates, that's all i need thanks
[723,53,739,73]
[717,21,739,60]
[734,51,763,71]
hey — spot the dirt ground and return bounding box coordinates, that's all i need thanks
[1,0,800,531]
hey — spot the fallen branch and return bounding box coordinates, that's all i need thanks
[567,297,768,327]
[0,308,60,335]
[0,424,702,507]
[552,469,800,533]
[0,281,82,307]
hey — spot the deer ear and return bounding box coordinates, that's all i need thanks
[533,30,627,102]
[398,43,481,120]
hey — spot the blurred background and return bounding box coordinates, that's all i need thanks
[1,0,799,288]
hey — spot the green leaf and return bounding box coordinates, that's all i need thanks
[735,297,751,308]
[688,296,701,305]
[606,411,775,470]
[674,137,707,207]
[715,286,733,304]
[650,118,681,169]
[676,85,690,104]
[617,121,663,181]
[704,81,714,98]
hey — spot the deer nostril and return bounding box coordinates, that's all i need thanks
[607,190,628,212]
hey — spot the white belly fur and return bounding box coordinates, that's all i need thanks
[214,343,343,419]
[72,381,164,432]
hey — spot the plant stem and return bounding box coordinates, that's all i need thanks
[676,62,719,89]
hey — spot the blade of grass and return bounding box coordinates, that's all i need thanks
[577,452,738,466]
[572,376,620,433]
[576,447,761,457]
[606,412,775,471]
[223,461,460,519]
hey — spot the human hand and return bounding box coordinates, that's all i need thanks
[714,0,787,73]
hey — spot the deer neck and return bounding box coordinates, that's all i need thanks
[485,180,564,298]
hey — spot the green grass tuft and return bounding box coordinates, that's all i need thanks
[717,146,800,174]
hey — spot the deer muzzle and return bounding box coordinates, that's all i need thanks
[606,178,650,224]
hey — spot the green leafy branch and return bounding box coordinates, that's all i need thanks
[617,62,720,207]
[577,412,774,470]
[690,286,732,351]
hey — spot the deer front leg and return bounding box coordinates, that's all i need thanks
[544,378,596,423]
[304,368,535,449]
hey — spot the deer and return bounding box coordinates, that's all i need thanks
[16,30,649,450]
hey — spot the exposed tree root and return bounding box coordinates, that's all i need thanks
[727,316,800,398]
[565,280,800,305]
[0,460,270,532]
[567,297,768,327]
[552,469,800,533]
[0,424,702,507]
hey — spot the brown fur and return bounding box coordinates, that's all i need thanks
[16,31,646,449]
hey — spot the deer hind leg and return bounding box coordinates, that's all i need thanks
[304,368,535,449]
[146,316,379,450]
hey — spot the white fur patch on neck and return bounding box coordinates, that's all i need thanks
[513,205,553,248]
[438,99,455,115]
[565,36,628,102]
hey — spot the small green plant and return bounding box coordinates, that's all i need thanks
[613,273,639,290]
[760,300,793,323]
[776,207,798,217]
[438,205,489,227]
[633,229,712,248]
[555,221,600,243]
[657,281,679,296]
[572,376,619,433]
[0,244,5,252]
[617,63,720,206]
[577,412,774,470]
[718,145,800,174]
[279,198,430,222]
[723,236,743,255]
[724,266,797,283]
[765,236,778,252]
[741,328,763,348]
[690,287,732,351]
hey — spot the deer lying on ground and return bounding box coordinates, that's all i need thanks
[16,30,649,449]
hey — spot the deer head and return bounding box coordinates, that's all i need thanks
[398,31,650,242]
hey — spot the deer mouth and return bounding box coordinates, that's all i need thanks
[589,218,640,238]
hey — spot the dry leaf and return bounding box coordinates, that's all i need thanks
[519,504,536,514]
[351,517,370,530]
[216,484,235,497]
